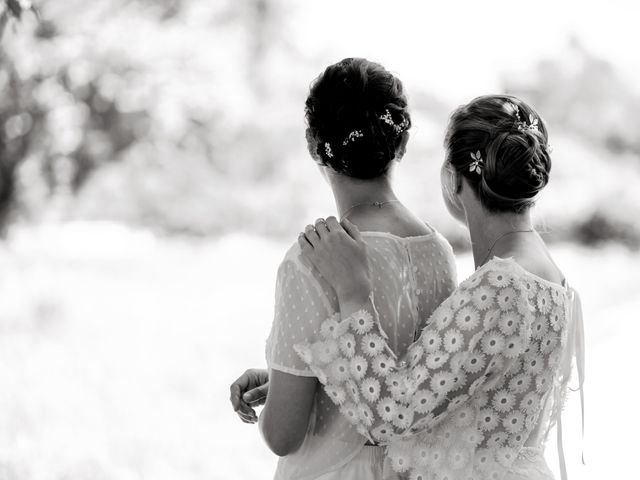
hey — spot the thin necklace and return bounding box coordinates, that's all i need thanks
[478,229,535,266]
[340,199,402,220]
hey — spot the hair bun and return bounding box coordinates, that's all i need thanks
[305,58,411,179]
[445,95,552,213]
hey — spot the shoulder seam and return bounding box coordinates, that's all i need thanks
[278,248,336,316]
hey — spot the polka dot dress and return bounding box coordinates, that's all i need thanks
[266,229,457,480]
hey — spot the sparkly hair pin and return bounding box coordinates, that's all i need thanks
[469,150,484,174]
[509,102,540,134]
[379,109,409,135]
[343,129,363,146]
[323,111,408,159]
[324,142,333,158]
[516,114,539,133]
[324,130,363,159]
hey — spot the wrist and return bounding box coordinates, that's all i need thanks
[335,277,372,308]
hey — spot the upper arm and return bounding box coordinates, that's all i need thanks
[260,370,317,456]
[266,258,334,376]
[261,255,333,455]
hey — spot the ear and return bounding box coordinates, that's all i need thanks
[394,131,410,161]
[305,128,321,162]
[443,161,463,194]
[453,168,463,194]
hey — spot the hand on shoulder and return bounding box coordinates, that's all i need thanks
[297,217,372,304]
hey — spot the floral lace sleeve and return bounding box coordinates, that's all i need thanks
[293,261,562,477]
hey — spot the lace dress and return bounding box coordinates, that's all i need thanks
[294,257,585,480]
[265,229,458,480]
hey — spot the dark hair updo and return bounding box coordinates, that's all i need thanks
[445,94,552,213]
[305,58,411,179]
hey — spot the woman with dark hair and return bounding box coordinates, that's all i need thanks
[295,95,584,480]
[230,58,458,479]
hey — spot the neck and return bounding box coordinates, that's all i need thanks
[466,209,534,269]
[328,172,398,218]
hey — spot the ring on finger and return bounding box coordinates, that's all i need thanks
[315,219,329,232]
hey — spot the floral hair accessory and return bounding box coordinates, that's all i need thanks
[516,114,539,134]
[324,142,334,158]
[469,150,484,174]
[510,102,540,134]
[379,109,409,135]
[506,101,520,117]
[343,129,364,146]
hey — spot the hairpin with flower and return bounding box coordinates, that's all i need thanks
[324,142,334,158]
[343,130,364,146]
[517,114,539,133]
[379,109,409,135]
[322,109,408,159]
[508,102,540,134]
[324,129,363,158]
[469,150,484,174]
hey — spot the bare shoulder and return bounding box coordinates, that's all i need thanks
[512,250,565,286]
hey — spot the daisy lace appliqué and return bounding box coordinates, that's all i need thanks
[293,258,578,480]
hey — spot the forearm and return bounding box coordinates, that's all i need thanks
[259,397,300,457]
[337,293,371,319]
[335,280,372,319]
[258,370,317,456]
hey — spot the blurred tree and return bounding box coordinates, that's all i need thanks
[0,0,304,236]
[504,37,640,156]
[0,0,37,33]
[212,0,288,99]
[1,3,635,248]
[503,38,640,249]
[0,0,39,233]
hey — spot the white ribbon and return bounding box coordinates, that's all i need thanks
[557,288,586,480]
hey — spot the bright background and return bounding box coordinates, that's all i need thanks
[0,1,638,479]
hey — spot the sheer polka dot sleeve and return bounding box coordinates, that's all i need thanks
[266,258,335,377]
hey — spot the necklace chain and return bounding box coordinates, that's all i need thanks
[340,199,402,220]
[478,229,535,266]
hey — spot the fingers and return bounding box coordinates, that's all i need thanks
[325,216,341,232]
[243,382,269,406]
[304,224,320,246]
[341,218,363,243]
[237,407,257,423]
[299,216,347,255]
[314,218,329,237]
[298,232,313,253]
[248,397,267,407]
[231,385,250,413]
[230,383,242,412]
[230,372,259,422]
[231,387,257,423]
[298,232,313,255]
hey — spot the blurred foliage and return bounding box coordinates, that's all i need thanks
[505,37,640,157]
[0,0,306,236]
[0,1,639,247]
[503,38,640,249]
